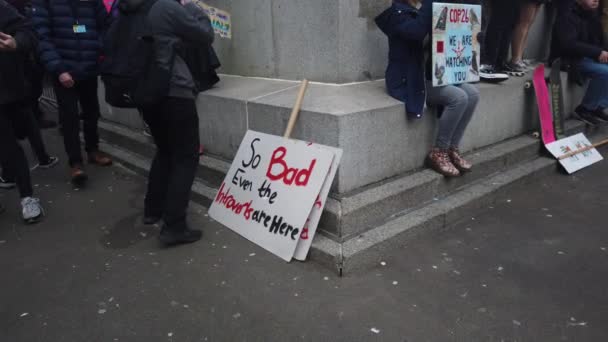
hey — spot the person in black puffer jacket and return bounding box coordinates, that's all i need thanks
[0,0,45,223]
[31,0,113,186]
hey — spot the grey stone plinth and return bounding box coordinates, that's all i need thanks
[198,1,553,83]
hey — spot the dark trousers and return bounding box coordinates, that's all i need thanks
[1,103,51,182]
[483,0,521,67]
[29,65,44,120]
[142,97,200,232]
[53,78,100,166]
[0,104,33,198]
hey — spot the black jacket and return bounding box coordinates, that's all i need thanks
[550,3,604,71]
[119,0,215,97]
[0,0,36,105]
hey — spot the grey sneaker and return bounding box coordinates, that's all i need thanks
[514,60,528,70]
[21,197,44,224]
[502,62,526,77]
[0,176,16,190]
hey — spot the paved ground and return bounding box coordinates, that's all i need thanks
[1,130,608,342]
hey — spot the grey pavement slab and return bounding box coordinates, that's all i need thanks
[1,130,608,341]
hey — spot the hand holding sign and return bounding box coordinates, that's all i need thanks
[432,3,481,86]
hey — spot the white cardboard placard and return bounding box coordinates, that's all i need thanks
[209,131,335,262]
[545,133,603,174]
[293,145,343,261]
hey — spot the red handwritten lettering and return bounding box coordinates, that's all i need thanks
[449,8,469,23]
[266,147,317,186]
[215,182,254,221]
[314,195,322,209]
[300,228,309,240]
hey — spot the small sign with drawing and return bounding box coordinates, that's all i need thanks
[545,133,604,174]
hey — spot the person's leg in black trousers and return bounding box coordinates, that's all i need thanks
[78,78,112,167]
[163,97,200,232]
[77,78,100,157]
[483,0,521,68]
[143,97,201,245]
[53,81,85,167]
[18,104,58,169]
[142,104,171,225]
[0,104,44,223]
[28,64,56,129]
[0,104,56,175]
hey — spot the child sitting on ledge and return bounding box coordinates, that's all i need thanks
[376,0,480,177]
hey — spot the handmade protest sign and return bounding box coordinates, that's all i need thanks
[209,131,335,262]
[432,3,481,86]
[545,133,604,174]
[193,1,232,39]
[293,145,342,261]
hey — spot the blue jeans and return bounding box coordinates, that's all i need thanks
[426,83,480,149]
[578,58,608,111]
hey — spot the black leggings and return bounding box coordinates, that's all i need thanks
[0,104,34,198]
[482,0,521,67]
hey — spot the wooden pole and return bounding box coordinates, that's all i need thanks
[558,138,608,160]
[283,79,309,139]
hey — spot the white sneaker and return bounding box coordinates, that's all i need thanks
[21,197,44,224]
[479,65,509,83]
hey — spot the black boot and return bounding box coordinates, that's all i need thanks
[159,227,202,246]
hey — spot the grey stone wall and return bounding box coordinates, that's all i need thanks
[203,0,387,83]
[204,0,555,83]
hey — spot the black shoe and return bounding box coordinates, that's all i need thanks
[71,165,88,187]
[32,156,59,170]
[573,107,601,126]
[479,65,509,83]
[592,108,608,122]
[38,118,57,129]
[143,216,162,225]
[0,176,16,190]
[159,228,202,246]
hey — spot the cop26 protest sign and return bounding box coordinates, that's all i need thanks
[209,131,341,262]
[432,3,482,87]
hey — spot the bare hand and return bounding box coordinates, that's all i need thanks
[0,32,17,52]
[59,72,75,88]
[599,51,608,64]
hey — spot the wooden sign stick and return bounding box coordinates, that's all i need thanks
[558,138,608,160]
[283,79,309,139]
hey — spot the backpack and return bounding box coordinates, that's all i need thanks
[100,0,169,108]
